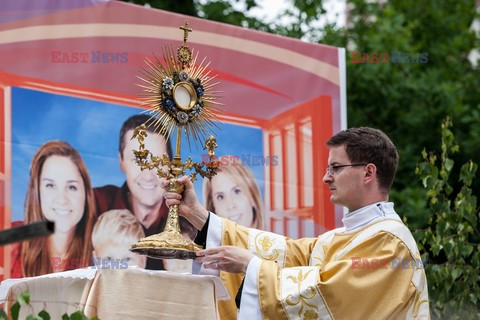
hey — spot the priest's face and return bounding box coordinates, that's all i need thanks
[322,145,365,211]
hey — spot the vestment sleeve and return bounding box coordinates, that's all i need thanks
[196,214,319,320]
[221,218,318,268]
[255,231,419,320]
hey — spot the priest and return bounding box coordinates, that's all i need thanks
[164,127,430,320]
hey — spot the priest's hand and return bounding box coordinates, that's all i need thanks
[195,246,254,274]
[162,176,209,230]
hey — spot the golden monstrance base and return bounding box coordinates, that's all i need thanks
[131,248,197,260]
[130,228,202,260]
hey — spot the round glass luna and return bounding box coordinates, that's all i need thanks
[173,81,198,111]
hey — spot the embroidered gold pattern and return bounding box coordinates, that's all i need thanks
[259,236,273,251]
[412,288,429,318]
[312,256,323,267]
[285,269,319,319]
[254,233,279,261]
[311,243,329,267]
[303,310,319,320]
[322,244,328,255]
[414,253,424,270]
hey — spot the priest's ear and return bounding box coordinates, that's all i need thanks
[364,163,377,184]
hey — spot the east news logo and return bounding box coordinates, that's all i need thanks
[51,51,128,63]
[352,51,428,63]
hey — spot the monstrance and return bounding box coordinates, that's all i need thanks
[130,21,221,259]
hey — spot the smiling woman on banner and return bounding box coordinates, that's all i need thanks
[10,140,96,277]
[203,159,264,229]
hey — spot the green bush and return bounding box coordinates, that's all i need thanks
[413,117,479,319]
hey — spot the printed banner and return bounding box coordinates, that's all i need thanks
[0,1,345,280]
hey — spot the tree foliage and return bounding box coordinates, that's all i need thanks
[122,0,327,40]
[320,0,480,228]
[415,118,479,319]
[123,0,197,17]
[195,0,272,32]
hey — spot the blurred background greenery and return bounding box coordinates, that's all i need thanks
[123,0,479,318]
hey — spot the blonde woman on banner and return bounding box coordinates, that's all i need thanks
[194,158,265,317]
[10,140,96,277]
[165,159,266,274]
[203,158,264,229]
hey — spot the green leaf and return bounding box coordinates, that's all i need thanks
[62,314,70,320]
[10,302,20,320]
[469,293,478,304]
[421,176,429,188]
[431,243,442,256]
[421,148,427,160]
[38,310,51,320]
[26,315,43,320]
[69,311,86,320]
[18,290,30,305]
[0,309,8,320]
[445,158,454,172]
[452,267,462,280]
[444,184,453,196]
[460,244,473,257]
[460,161,477,186]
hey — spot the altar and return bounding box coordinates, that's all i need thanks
[0,267,228,319]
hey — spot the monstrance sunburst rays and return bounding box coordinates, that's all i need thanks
[137,46,222,148]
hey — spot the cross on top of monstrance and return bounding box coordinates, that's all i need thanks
[177,21,193,68]
[130,20,222,260]
[179,20,192,43]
